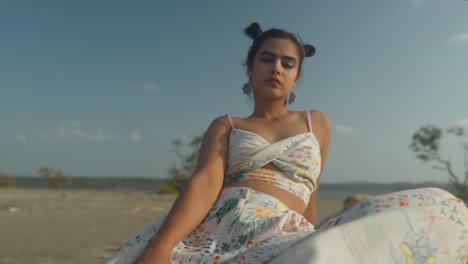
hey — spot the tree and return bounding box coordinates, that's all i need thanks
[0,173,15,188]
[409,124,468,200]
[159,132,204,194]
[38,166,71,190]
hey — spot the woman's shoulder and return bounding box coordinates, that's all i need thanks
[307,110,332,134]
[306,110,332,153]
[207,115,232,131]
[309,109,331,123]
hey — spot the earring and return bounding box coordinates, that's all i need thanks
[288,90,297,104]
[242,80,253,95]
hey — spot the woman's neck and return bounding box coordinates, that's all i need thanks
[250,104,291,120]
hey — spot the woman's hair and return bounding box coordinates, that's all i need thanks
[244,22,315,78]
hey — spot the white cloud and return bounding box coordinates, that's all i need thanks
[454,118,468,129]
[16,133,27,144]
[409,0,424,6]
[131,132,141,142]
[40,121,113,143]
[143,83,159,92]
[334,125,355,135]
[176,133,190,142]
[447,32,468,45]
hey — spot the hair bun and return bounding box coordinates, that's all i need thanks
[303,44,316,57]
[244,22,263,40]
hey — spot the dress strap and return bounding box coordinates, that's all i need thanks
[225,114,235,129]
[306,111,312,132]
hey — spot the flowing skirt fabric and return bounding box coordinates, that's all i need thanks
[105,187,468,264]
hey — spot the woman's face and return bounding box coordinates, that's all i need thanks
[248,38,301,102]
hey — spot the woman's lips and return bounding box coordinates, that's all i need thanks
[266,78,281,86]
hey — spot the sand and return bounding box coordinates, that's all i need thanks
[0,188,344,264]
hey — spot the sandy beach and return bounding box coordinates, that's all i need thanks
[0,188,344,264]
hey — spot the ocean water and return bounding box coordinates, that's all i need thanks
[9,177,455,199]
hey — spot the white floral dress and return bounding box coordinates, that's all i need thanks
[105,113,468,263]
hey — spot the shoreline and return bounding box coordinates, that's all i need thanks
[0,188,344,264]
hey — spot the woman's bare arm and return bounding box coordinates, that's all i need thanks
[145,116,231,252]
[303,111,332,226]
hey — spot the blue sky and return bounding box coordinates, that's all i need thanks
[1,0,467,183]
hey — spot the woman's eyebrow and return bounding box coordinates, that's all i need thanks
[259,51,297,62]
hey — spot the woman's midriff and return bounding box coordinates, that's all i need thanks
[223,179,307,214]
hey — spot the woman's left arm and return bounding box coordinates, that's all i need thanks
[303,110,332,226]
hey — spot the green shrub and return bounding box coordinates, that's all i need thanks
[45,174,71,189]
[0,174,15,188]
[38,166,71,190]
[410,125,468,201]
[158,183,180,194]
[161,132,204,194]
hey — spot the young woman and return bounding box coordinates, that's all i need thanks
[106,23,468,264]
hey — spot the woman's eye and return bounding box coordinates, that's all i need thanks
[260,58,295,69]
[260,58,274,63]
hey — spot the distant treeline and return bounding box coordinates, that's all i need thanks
[12,176,167,192]
[9,177,455,197]
[318,181,455,197]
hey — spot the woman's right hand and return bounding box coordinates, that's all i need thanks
[133,243,172,264]
[129,117,228,263]
[137,253,171,264]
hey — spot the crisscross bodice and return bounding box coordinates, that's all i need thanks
[224,112,321,205]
